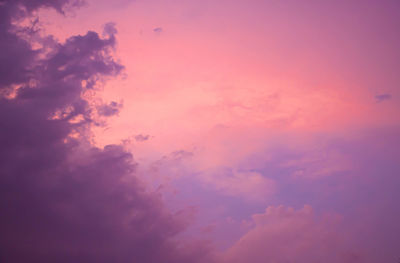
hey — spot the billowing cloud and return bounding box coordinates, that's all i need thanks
[0,1,215,262]
[224,205,364,263]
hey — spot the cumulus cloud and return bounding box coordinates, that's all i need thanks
[0,1,215,262]
[224,205,364,263]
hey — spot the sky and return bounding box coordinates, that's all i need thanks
[1,0,400,262]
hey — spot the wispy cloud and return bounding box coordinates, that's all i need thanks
[375,93,392,103]
[153,27,163,34]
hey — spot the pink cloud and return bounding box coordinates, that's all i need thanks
[224,205,365,263]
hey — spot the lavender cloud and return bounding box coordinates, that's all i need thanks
[0,1,215,262]
[153,27,163,34]
[375,93,392,103]
[135,134,150,142]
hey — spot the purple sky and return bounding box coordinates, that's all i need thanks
[1,0,400,262]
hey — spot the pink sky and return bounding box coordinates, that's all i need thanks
[24,0,400,261]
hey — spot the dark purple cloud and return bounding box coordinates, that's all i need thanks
[97,101,123,116]
[0,1,214,262]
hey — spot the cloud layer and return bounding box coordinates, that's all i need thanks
[2,1,400,262]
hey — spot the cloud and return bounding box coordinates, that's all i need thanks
[0,1,215,262]
[224,205,364,263]
[200,168,276,201]
[153,27,163,34]
[144,146,276,202]
[135,134,150,142]
[97,101,123,116]
[218,128,400,263]
[375,93,392,102]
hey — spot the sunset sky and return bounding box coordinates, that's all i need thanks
[1,0,400,262]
